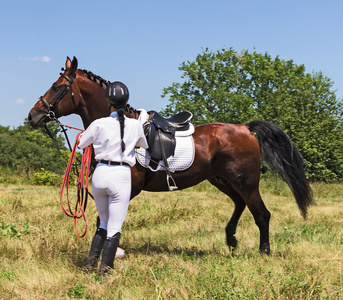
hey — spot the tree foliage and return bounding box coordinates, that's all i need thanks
[161,48,343,182]
[0,120,68,175]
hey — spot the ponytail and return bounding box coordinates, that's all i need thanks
[117,107,126,152]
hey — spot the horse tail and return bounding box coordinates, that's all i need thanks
[248,120,313,218]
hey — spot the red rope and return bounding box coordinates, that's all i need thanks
[60,130,93,238]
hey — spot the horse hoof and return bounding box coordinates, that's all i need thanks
[259,243,270,255]
[226,236,238,249]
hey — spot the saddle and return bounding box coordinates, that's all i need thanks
[144,111,193,162]
[143,111,193,190]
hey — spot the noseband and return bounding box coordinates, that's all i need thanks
[39,70,77,120]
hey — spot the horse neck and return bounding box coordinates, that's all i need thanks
[75,70,110,128]
[74,71,142,128]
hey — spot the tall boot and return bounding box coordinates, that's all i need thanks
[86,228,107,270]
[99,232,121,276]
[97,216,125,259]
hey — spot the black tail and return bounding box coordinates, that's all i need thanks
[248,120,313,218]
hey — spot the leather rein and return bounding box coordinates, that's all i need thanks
[38,70,92,237]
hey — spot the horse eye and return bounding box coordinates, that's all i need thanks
[52,85,60,92]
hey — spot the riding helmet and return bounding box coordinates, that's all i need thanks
[105,81,129,106]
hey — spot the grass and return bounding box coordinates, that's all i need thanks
[0,179,342,299]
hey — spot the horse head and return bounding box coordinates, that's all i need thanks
[28,56,81,128]
[29,57,142,130]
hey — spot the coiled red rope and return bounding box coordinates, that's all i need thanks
[60,127,93,238]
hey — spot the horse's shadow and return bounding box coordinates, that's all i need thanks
[125,242,213,258]
[75,242,225,269]
[74,240,279,269]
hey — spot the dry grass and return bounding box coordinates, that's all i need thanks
[0,180,342,299]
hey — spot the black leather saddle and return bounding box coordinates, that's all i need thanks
[143,110,193,170]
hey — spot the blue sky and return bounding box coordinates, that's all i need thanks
[1,0,342,134]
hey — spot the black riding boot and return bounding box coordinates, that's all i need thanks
[86,228,107,270]
[100,232,121,276]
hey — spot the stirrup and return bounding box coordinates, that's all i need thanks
[167,174,178,191]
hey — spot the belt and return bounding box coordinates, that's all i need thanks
[99,160,130,167]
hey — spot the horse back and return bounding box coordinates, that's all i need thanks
[192,122,261,172]
[194,122,259,153]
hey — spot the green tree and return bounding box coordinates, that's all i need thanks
[0,120,68,174]
[161,48,343,182]
[161,48,256,124]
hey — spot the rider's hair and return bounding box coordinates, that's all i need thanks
[106,81,129,153]
[116,106,126,152]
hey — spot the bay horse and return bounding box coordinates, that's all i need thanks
[28,56,313,254]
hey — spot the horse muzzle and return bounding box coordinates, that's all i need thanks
[28,108,52,128]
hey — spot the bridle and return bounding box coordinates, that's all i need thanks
[39,69,78,153]
[39,69,77,121]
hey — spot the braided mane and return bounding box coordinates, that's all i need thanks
[78,69,141,118]
[79,69,110,88]
[125,104,140,114]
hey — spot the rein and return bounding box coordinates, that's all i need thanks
[44,117,93,238]
[38,67,91,237]
[44,121,75,159]
[60,128,93,238]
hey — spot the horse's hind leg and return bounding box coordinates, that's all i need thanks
[240,187,271,254]
[208,179,246,251]
[210,178,271,254]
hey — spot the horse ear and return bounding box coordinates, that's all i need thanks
[70,56,78,73]
[65,56,72,70]
[64,56,78,74]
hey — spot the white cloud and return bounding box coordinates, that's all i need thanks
[42,56,51,62]
[15,98,25,104]
[20,56,51,62]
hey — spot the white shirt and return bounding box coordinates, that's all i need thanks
[78,112,148,167]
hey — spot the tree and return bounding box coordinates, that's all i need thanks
[161,48,343,182]
[0,120,68,174]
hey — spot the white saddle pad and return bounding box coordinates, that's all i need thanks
[136,135,195,172]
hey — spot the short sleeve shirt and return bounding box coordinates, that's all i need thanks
[78,112,148,167]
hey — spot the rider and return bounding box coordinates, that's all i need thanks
[78,81,148,275]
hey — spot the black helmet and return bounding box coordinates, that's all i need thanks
[106,81,129,106]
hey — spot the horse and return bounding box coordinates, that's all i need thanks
[28,56,313,254]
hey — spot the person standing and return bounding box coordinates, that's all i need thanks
[78,81,148,275]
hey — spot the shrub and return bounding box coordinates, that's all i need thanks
[33,168,60,186]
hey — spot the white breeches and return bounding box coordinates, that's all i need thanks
[91,164,131,237]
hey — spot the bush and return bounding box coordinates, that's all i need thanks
[33,168,60,186]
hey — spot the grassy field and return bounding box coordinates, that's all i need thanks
[0,178,342,299]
